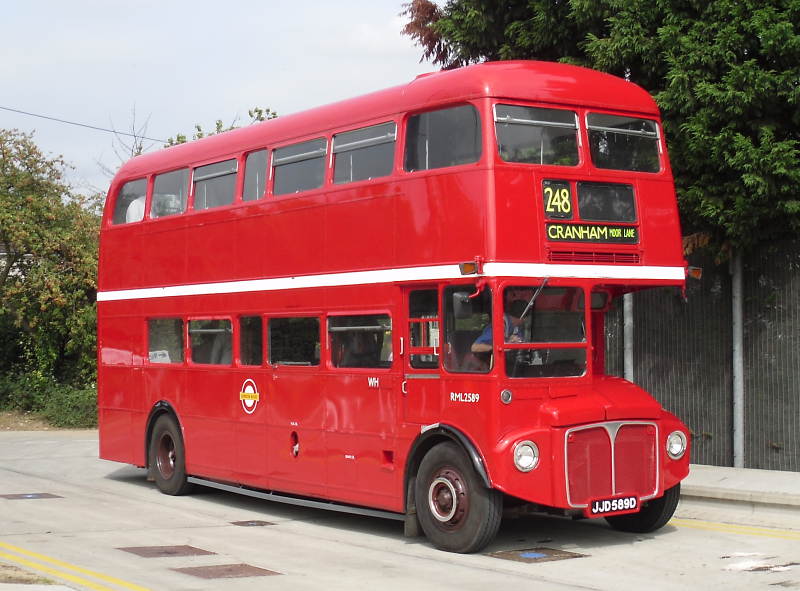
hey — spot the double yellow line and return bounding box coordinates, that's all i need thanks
[0,541,151,591]
[670,518,800,540]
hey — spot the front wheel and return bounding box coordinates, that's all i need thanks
[606,483,680,533]
[415,442,502,553]
[148,414,193,496]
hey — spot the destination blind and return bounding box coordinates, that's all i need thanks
[546,222,638,244]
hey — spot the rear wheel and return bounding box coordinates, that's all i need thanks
[148,414,193,496]
[415,442,502,553]
[606,484,680,533]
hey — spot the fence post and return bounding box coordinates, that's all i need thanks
[731,252,745,468]
[624,292,634,382]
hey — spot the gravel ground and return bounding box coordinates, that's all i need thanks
[0,563,53,585]
[0,411,53,432]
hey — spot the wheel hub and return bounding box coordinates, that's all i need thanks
[156,433,176,479]
[427,467,468,528]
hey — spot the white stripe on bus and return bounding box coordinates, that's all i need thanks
[96,263,685,302]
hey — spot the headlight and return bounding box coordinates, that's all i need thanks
[513,440,539,472]
[666,430,687,459]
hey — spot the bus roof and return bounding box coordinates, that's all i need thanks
[112,60,659,182]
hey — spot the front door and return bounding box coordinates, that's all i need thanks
[402,288,442,425]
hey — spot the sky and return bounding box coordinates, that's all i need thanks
[1,1,434,196]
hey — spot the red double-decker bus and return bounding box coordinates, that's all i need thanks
[98,60,690,553]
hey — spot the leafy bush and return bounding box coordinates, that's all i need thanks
[41,383,97,428]
[0,372,96,428]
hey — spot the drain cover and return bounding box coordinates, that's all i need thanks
[172,564,281,579]
[0,493,62,500]
[488,547,586,563]
[118,545,215,558]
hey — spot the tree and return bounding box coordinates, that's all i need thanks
[402,0,800,254]
[0,129,99,385]
[165,106,278,146]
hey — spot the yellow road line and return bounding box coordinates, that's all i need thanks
[670,518,800,540]
[0,541,152,591]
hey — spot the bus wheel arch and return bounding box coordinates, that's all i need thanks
[404,426,498,552]
[413,440,502,552]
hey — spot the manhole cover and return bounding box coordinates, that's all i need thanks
[488,547,586,563]
[118,545,215,558]
[230,520,274,527]
[172,564,281,579]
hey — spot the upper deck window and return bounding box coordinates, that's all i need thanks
[333,122,396,184]
[404,105,481,172]
[112,178,147,225]
[243,150,268,201]
[193,159,238,210]
[151,169,189,219]
[495,105,578,166]
[587,113,660,173]
[273,138,327,196]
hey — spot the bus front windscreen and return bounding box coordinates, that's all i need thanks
[503,285,587,378]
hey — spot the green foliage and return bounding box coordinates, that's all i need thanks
[165,106,278,146]
[0,372,96,428]
[402,0,800,254]
[0,129,99,427]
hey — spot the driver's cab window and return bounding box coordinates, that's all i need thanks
[444,285,492,373]
[503,285,587,378]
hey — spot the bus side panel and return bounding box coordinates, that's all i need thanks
[98,312,145,465]
[325,373,400,511]
[324,186,395,272]
[267,366,327,499]
[246,195,328,279]
[394,170,490,267]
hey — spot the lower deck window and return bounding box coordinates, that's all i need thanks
[239,316,263,366]
[269,317,320,365]
[188,319,232,365]
[329,314,392,368]
[148,318,184,363]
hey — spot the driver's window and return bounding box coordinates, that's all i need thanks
[503,285,587,378]
[443,285,492,373]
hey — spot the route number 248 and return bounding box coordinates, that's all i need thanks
[543,182,572,217]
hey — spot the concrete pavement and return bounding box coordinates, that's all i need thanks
[0,429,798,589]
[678,463,800,529]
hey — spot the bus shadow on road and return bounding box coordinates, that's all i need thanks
[488,513,677,555]
[102,465,675,555]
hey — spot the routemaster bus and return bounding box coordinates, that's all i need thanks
[98,60,690,553]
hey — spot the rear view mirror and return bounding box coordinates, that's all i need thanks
[453,291,473,319]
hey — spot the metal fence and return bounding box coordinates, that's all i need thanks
[607,241,800,472]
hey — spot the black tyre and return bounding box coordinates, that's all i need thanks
[415,441,502,553]
[606,483,680,533]
[148,414,193,496]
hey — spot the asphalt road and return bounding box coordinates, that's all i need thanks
[0,431,797,591]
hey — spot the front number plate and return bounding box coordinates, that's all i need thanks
[585,495,639,518]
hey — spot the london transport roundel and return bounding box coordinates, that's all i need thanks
[239,379,260,414]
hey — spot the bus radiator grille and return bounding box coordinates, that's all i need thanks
[566,423,657,507]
